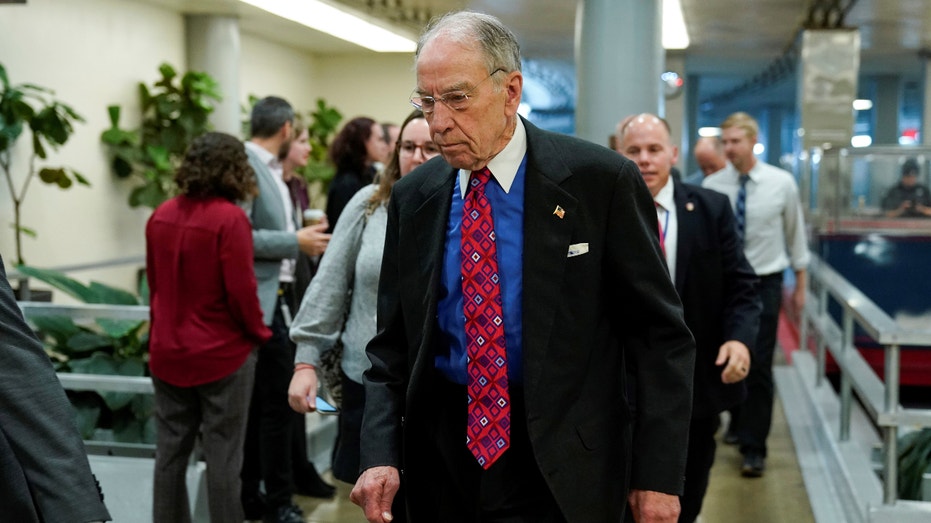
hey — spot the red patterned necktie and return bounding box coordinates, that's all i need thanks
[461,167,510,469]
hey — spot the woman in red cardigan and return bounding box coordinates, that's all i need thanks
[146,131,272,523]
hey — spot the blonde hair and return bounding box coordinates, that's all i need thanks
[720,112,759,140]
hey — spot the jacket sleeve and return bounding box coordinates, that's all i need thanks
[0,255,112,522]
[290,188,369,365]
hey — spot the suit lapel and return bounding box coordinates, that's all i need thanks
[412,164,457,285]
[673,181,695,294]
[521,123,577,398]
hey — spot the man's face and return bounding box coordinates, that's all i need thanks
[721,126,756,173]
[415,36,522,171]
[620,116,678,197]
[903,173,918,188]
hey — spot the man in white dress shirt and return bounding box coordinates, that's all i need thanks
[702,111,809,478]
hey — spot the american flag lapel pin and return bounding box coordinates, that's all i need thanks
[686,202,695,211]
[553,205,565,219]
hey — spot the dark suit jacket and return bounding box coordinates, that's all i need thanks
[361,119,696,522]
[0,255,111,522]
[670,181,761,419]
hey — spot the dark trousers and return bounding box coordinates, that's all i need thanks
[241,295,299,508]
[418,377,566,523]
[332,371,365,483]
[153,352,256,523]
[731,272,783,458]
[679,415,720,523]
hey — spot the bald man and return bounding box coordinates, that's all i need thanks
[684,136,728,185]
[619,114,761,522]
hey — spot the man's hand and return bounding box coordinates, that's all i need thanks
[350,466,400,523]
[627,489,680,523]
[287,367,319,413]
[296,221,331,256]
[716,340,751,384]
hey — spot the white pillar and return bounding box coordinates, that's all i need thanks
[575,0,662,145]
[186,15,241,136]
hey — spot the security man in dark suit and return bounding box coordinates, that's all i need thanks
[619,114,761,522]
[287,11,695,523]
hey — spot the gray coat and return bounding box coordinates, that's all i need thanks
[0,254,111,522]
[243,144,300,324]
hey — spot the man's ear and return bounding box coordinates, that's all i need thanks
[280,120,293,141]
[503,72,523,116]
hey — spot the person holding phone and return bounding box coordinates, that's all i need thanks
[288,110,438,485]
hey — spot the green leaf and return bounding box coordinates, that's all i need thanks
[145,145,171,171]
[32,131,46,159]
[38,167,65,184]
[0,63,8,89]
[31,315,82,346]
[15,225,37,238]
[15,265,97,302]
[67,332,114,352]
[129,179,169,208]
[86,280,140,305]
[68,392,103,439]
[111,411,147,443]
[97,318,144,339]
[72,170,90,186]
[106,105,121,127]
[112,156,133,178]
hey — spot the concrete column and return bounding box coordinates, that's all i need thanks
[575,0,662,145]
[873,75,901,145]
[665,51,686,172]
[684,72,701,174]
[186,15,241,136]
[797,29,859,151]
[766,106,783,166]
[924,58,931,146]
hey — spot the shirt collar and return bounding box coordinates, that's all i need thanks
[459,117,528,197]
[245,140,281,171]
[654,175,675,211]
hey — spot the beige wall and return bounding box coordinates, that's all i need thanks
[317,53,417,127]
[0,0,413,296]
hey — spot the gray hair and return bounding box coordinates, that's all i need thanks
[416,11,522,83]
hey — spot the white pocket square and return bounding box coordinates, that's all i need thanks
[567,243,589,257]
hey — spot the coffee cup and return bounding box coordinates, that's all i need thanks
[303,209,325,227]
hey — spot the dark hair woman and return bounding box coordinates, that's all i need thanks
[288,110,438,483]
[324,116,388,231]
[146,131,271,523]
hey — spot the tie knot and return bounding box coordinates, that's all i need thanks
[470,167,492,190]
[739,173,750,187]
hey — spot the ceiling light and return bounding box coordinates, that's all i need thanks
[239,0,417,52]
[662,0,690,49]
[698,127,721,137]
[852,99,873,111]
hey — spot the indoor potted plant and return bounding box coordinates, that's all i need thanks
[0,62,88,267]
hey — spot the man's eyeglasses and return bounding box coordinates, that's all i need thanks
[410,69,505,114]
[399,141,440,158]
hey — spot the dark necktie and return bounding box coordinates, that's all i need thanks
[735,173,750,240]
[461,167,510,469]
[654,201,666,256]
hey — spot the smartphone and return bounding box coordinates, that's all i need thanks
[310,396,339,415]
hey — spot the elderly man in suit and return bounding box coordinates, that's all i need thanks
[289,11,695,523]
[0,254,111,523]
[240,96,331,523]
[619,114,761,522]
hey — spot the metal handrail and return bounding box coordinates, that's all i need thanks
[804,253,931,506]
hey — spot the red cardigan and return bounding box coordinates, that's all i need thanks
[146,196,271,387]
